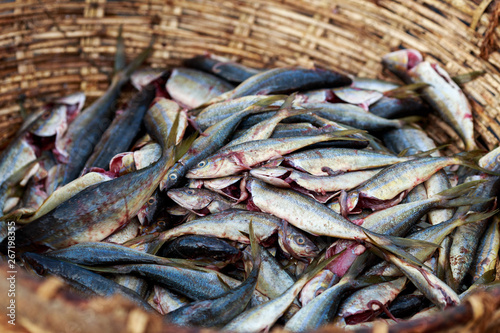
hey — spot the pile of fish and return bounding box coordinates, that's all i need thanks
[1,38,499,332]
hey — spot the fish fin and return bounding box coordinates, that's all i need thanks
[217,275,232,292]
[435,179,487,199]
[113,25,126,74]
[383,82,430,99]
[174,132,198,163]
[397,148,410,157]
[364,230,437,269]
[299,248,346,281]
[278,93,297,111]
[455,151,500,176]
[120,36,155,79]
[409,145,448,158]
[443,196,494,208]
[250,95,287,109]
[452,71,486,85]
[458,209,499,227]
[398,116,424,128]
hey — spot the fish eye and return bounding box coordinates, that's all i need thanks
[42,111,51,119]
[197,161,206,168]
[296,237,305,245]
[186,190,194,195]
[158,220,165,226]
[169,173,177,180]
[148,197,156,205]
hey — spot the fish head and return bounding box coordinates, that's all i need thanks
[137,192,160,225]
[185,156,229,179]
[346,192,360,213]
[382,49,423,76]
[479,146,500,171]
[55,92,86,124]
[249,167,292,188]
[167,188,213,213]
[278,223,319,259]
[300,270,336,306]
[160,165,183,191]
[109,152,136,176]
[30,105,67,137]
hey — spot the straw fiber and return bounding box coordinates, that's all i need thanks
[0,0,499,332]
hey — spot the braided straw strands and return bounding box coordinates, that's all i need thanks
[1,0,500,332]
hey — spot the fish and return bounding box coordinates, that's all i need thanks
[167,188,244,216]
[345,153,491,213]
[22,252,154,311]
[166,68,234,109]
[186,130,363,179]
[471,214,499,282]
[159,235,242,264]
[299,270,336,306]
[282,148,414,176]
[165,223,261,327]
[148,285,189,314]
[154,209,316,258]
[296,102,419,132]
[161,96,283,190]
[209,67,352,104]
[247,178,437,267]
[194,95,284,131]
[284,253,371,332]
[221,252,341,333]
[383,49,477,151]
[184,54,263,83]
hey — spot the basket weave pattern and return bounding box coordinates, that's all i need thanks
[0,0,499,332]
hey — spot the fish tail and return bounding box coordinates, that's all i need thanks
[248,222,261,267]
[455,151,500,176]
[117,36,155,80]
[455,209,499,228]
[364,230,438,268]
[435,180,487,201]
[398,116,424,128]
[113,25,126,73]
[250,95,287,109]
[409,145,448,158]
[321,130,367,142]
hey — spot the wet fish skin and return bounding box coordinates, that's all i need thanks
[45,242,177,266]
[165,223,261,328]
[284,253,370,332]
[22,252,154,311]
[186,130,363,179]
[297,102,411,132]
[247,178,434,267]
[369,96,430,119]
[211,67,352,103]
[222,252,339,333]
[148,285,189,315]
[166,68,234,109]
[345,154,484,212]
[195,95,283,131]
[383,49,476,151]
[472,215,499,282]
[283,148,411,176]
[167,187,240,216]
[159,235,242,264]
[83,79,158,170]
[161,96,282,190]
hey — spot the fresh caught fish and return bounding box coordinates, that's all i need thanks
[165,223,261,327]
[22,252,154,311]
[166,68,234,109]
[383,49,477,151]
[161,96,282,190]
[167,188,243,216]
[186,130,362,179]
[210,67,352,104]
[471,214,499,282]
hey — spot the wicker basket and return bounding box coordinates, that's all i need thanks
[1,0,499,332]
